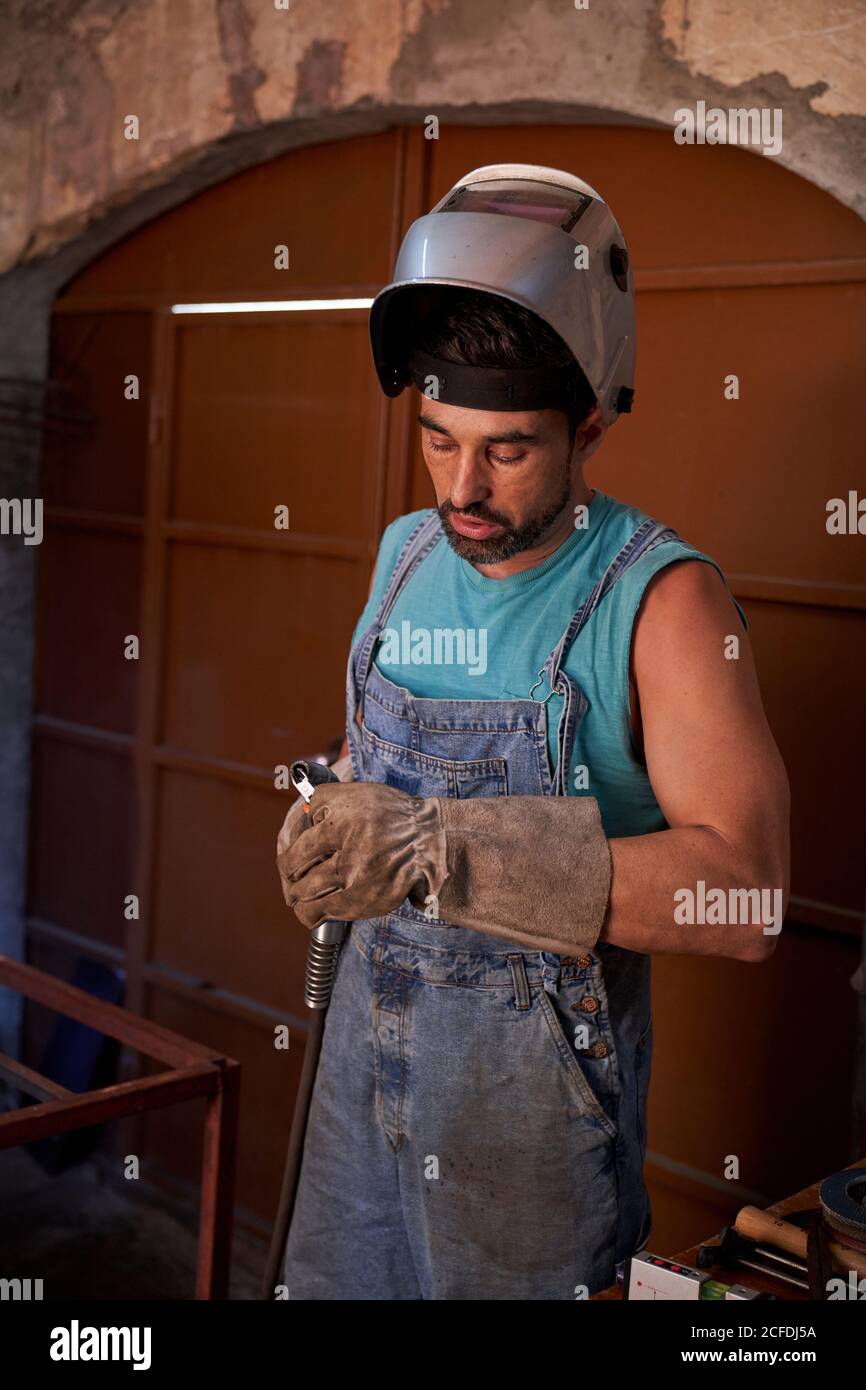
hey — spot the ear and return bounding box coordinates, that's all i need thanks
[571,403,607,463]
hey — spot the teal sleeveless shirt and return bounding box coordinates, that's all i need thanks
[352,489,747,838]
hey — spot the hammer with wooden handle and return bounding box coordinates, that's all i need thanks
[735,1205,866,1281]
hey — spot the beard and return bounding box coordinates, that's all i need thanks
[438,471,572,564]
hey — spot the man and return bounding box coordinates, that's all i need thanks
[276,164,790,1300]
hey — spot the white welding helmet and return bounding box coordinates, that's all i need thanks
[370,163,635,426]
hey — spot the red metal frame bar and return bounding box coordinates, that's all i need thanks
[0,953,240,1300]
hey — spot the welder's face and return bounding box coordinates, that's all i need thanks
[418,397,584,564]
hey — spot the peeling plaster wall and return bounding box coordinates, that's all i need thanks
[1,0,864,277]
[0,0,863,1053]
[660,0,866,119]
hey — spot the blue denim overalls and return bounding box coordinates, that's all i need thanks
[282,509,678,1300]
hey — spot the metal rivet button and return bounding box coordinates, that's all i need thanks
[577,954,593,968]
[578,996,599,1014]
[591,1041,609,1058]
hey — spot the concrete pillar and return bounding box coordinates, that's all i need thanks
[0,267,51,1055]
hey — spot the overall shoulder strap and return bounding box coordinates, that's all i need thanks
[373,509,444,630]
[544,519,679,689]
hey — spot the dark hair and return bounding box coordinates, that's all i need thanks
[411,288,596,444]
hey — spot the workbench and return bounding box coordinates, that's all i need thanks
[593,1155,866,1300]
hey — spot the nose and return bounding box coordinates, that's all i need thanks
[447,450,492,513]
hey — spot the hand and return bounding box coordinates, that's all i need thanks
[278,780,449,930]
[276,753,354,919]
[276,793,310,910]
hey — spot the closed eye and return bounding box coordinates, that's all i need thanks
[427,440,524,465]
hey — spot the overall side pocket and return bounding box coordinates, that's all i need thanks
[537,988,620,1141]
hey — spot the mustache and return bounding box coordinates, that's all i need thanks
[440,500,510,528]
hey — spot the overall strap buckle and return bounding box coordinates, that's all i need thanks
[528,665,557,703]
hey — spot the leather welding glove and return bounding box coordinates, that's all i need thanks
[434,794,611,954]
[279,780,449,927]
[280,781,611,955]
[276,754,353,909]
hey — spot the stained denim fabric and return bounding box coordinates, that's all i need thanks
[282,511,675,1300]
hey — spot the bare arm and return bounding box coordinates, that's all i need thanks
[601,559,790,963]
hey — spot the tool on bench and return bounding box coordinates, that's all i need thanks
[698,1223,810,1293]
[625,1251,772,1300]
[819,1166,866,1252]
[695,1186,866,1299]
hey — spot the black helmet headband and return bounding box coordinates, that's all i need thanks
[408,348,581,413]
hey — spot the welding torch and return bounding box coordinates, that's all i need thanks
[261,757,349,1298]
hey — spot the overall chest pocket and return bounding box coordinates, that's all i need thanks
[362,726,508,799]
